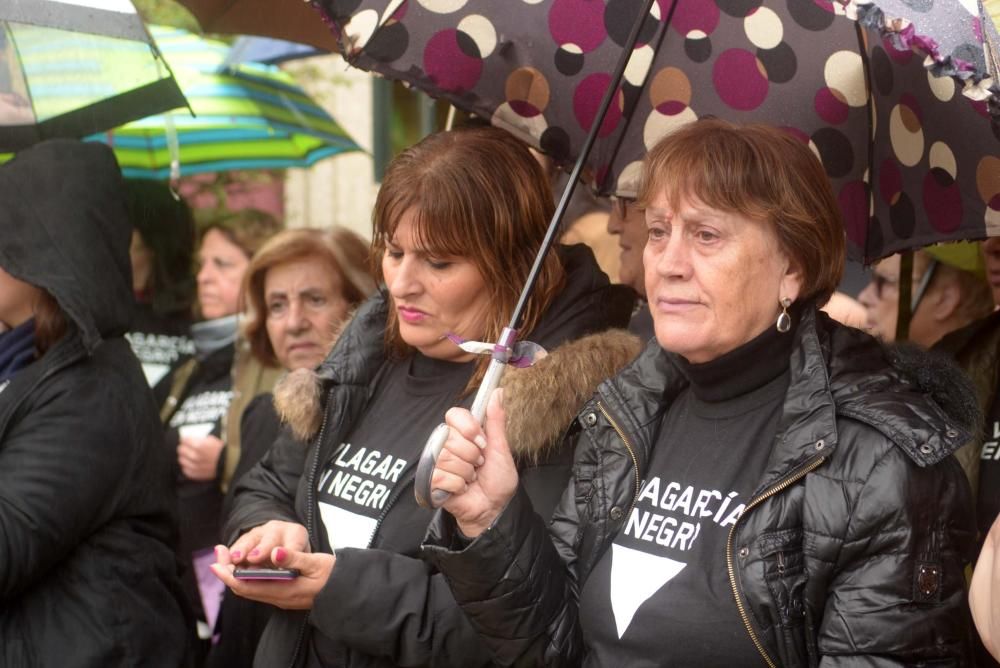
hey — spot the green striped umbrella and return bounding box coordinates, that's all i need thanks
[89,25,361,179]
[0,1,187,150]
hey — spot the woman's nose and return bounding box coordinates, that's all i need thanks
[286,300,309,331]
[388,258,419,297]
[655,235,691,279]
[196,264,214,285]
[857,280,876,308]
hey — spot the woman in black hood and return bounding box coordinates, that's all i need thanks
[0,139,193,666]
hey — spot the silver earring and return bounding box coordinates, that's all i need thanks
[776,298,792,333]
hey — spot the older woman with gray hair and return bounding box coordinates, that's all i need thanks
[429,119,977,666]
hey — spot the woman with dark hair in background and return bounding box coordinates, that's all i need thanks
[0,140,191,666]
[211,126,637,667]
[124,179,197,387]
[208,226,374,668]
[428,120,976,666]
[154,208,282,657]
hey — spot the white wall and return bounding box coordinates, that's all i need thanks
[282,53,378,240]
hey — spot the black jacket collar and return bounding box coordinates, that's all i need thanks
[599,307,975,489]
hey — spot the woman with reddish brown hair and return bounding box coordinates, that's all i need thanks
[242,227,374,371]
[211,125,637,667]
[0,140,191,666]
[427,119,977,666]
[209,226,374,668]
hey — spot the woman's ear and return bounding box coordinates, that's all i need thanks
[779,258,804,304]
[926,277,962,322]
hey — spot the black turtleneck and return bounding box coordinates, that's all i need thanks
[674,311,795,403]
[579,317,797,668]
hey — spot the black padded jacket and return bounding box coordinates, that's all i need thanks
[425,308,979,667]
[0,140,192,667]
[226,244,637,667]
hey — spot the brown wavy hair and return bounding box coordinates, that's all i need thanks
[638,118,845,306]
[241,227,375,367]
[372,126,565,390]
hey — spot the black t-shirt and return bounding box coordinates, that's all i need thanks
[976,364,1000,540]
[127,301,194,387]
[316,352,474,553]
[579,323,794,667]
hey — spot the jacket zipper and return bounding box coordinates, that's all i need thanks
[287,398,333,668]
[370,472,415,547]
[596,402,641,515]
[725,455,826,668]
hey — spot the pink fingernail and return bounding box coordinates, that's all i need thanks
[275,547,287,563]
[249,549,260,558]
[231,550,242,560]
[477,455,485,466]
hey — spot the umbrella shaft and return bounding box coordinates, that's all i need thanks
[507,0,658,331]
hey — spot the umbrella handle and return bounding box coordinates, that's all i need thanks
[414,331,513,509]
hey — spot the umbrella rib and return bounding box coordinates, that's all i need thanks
[510,0,659,329]
[5,26,38,127]
[596,0,680,196]
[853,21,877,265]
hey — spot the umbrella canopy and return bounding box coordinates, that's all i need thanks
[0,0,187,150]
[223,36,325,67]
[89,26,361,180]
[847,0,995,94]
[175,0,339,52]
[318,0,1000,264]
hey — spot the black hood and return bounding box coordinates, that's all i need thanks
[0,140,133,352]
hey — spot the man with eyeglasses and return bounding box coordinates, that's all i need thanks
[858,243,994,347]
[606,195,655,340]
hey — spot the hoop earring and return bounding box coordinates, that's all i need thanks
[776,298,792,333]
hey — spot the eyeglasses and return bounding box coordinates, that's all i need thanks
[910,259,938,312]
[866,259,939,310]
[868,273,897,300]
[611,196,636,219]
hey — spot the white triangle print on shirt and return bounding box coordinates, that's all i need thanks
[318,502,379,550]
[142,362,170,387]
[610,543,686,639]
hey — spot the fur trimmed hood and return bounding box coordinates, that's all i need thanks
[274,327,643,460]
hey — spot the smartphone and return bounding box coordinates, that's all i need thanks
[233,568,299,580]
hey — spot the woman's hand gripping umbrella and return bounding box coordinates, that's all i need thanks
[414,332,544,509]
[432,389,519,537]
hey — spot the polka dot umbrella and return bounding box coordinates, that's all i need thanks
[315,0,1000,265]
[844,0,997,99]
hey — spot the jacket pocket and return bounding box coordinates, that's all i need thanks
[758,528,814,667]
